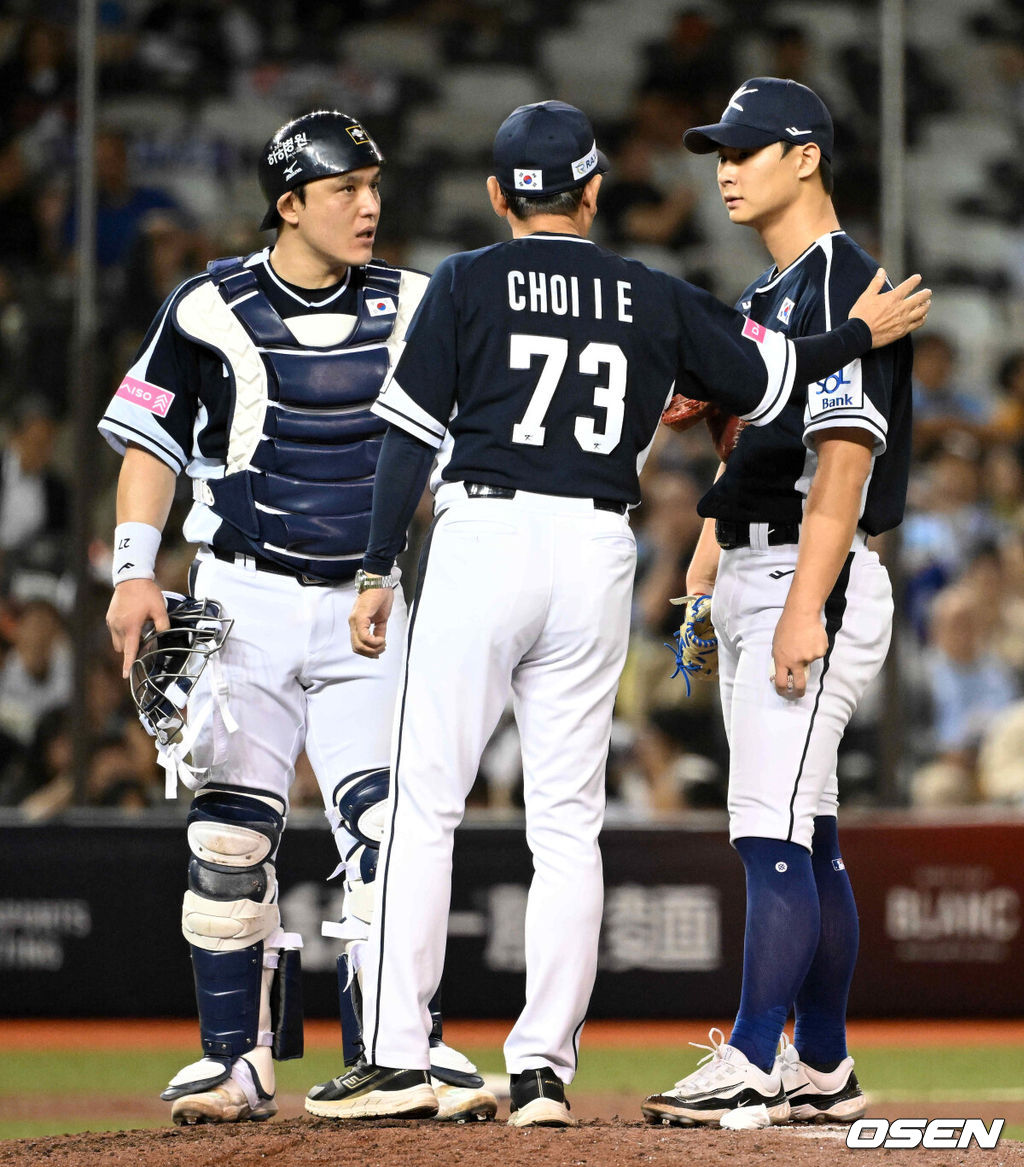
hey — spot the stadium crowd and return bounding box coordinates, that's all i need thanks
[2,0,1024,816]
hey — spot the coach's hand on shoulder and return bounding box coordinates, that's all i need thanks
[106,578,170,679]
[849,268,932,348]
[350,588,395,658]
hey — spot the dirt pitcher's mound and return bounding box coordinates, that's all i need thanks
[2,1115,1022,1167]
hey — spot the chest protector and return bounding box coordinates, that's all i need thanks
[183,257,403,581]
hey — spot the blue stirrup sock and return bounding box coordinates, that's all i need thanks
[792,814,859,1070]
[728,836,820,1074]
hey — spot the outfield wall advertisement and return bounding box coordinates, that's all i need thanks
[1,815,1020,1018]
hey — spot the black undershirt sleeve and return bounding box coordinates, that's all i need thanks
[792,318,872,385]
[363,425,435,575]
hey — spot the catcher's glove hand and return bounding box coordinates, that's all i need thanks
[665,593,717,696]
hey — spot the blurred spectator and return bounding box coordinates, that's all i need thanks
[977,699,1024,805]
[62,128,181,292]
[616,467,727,812]
[0,19,75,149]
[911,549,1020,805]
[911,332,992,456]
[0,134,45,269]
[599,133,701,254]
[113,207,206,370]
[902,436,1005,640]
[0,598,71,767]
[0,396,70,585]
[640,6,737,119]
[985,348,1024,451]
[0,702,69,806]
[132,0,238,97]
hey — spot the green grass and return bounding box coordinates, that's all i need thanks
[2,1042,1021,1142]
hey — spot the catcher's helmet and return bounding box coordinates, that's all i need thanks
[258,110,385,231]
[129,593,233,746]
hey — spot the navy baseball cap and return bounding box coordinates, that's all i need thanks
[683,77,834,162]
[493,100,609,198]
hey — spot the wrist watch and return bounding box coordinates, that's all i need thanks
[355,569,397,593]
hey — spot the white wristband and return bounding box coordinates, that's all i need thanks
[113,522,162,586]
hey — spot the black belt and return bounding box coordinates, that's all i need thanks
[465,482,627,515]
[211,547,342,586]
[714,519,801,549]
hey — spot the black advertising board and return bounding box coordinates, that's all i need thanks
[1,814,1020,1018]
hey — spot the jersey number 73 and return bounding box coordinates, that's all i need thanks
[509,333,626,455]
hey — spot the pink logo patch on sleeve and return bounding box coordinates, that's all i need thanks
[116,376,175,417]
[742,317,766,344]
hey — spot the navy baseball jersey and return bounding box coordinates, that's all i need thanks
[699,230,913,535]
[374,231,803,505]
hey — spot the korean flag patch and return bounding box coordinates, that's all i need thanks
[514,169,543,191]
[777,297,795,326]
[367,297,396,317]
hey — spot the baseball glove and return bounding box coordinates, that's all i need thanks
[661,394,746,460]
[665,593,717,696]
[661,393,714,432]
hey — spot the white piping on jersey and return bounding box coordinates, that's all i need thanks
[372,375,447,447]
[429,411,457,497]
[819,232,836,330]
[753,230,846,295]
[740,329,795,427]
[176,281,268,475]
[246,247,353,308]
[522,232,596,245]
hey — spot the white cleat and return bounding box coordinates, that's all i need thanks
[429,1041,497,1122]
[168,1058,277,1125]
[776,1038,866,1123]
[641,1028,790,1127]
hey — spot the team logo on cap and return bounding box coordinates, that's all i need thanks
[572,143,599,180]
[347,124,371,145]
[367,297,396,317]
[284,161,302,181]
[514,169,543,191]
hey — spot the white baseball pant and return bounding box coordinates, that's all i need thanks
[361,484,636,1083]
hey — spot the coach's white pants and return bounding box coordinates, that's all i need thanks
[361,488,636,1083]
[714,538,893,851]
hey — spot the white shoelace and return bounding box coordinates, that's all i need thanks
[673,1027,737,1090]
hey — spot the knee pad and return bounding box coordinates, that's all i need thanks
[183,789,285,952]
[331,767,390,849]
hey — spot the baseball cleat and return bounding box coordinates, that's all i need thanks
[305,1060,438,1119]
[508,1066,577,1128]
[776,1039,866,1123]
[433,1083,499,1122]
[641,1028,790,1127]
[164,1055,277,1125]
[429,1039,498,1122]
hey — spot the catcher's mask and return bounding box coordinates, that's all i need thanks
[130,593,233,747]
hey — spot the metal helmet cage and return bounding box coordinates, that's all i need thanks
[129,593,233,746]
